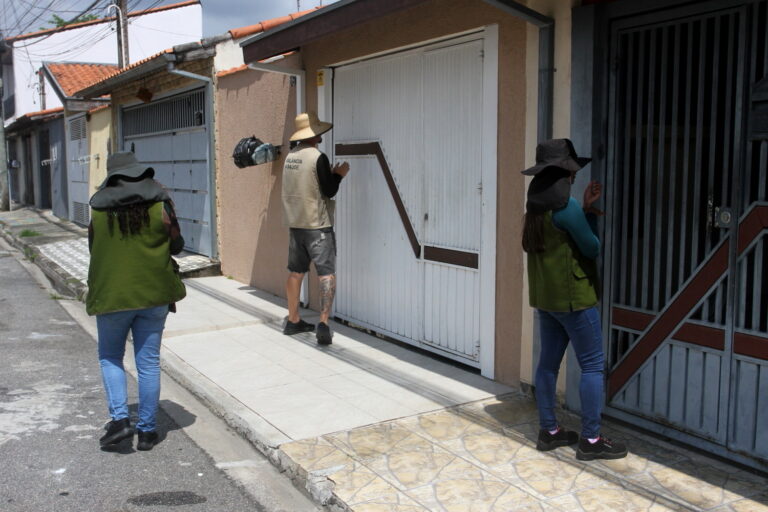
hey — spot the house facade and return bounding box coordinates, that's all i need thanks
[74,9,320,257]
[1,0,202,220]
[227,0,767,471]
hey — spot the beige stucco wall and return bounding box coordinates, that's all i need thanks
[214,58,299,296]
[87,106,111,197]
[520,0,578,389]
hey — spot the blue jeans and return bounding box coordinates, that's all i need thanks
[97,305,168,432]
[534,307,605,438]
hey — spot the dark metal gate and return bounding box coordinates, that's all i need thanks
[603,0,768,466]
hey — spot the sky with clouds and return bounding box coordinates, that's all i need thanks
[0,0,338,40]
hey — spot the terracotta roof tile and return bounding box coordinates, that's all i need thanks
[88,105,111,114]
[17,106,65,120]
[229,7,322,40]
[216,64,248,78]
[6,0,200,42]
[78,49,174,93]
[46,62,120,97]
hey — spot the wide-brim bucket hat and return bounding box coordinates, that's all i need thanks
[289,111,333,142]
[521,138,591,176]
[98,151,154,189]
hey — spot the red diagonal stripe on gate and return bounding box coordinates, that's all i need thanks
[608,205,768,398]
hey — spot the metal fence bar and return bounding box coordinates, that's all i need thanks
[679,23,694,289]
[619,32,635,307]
[631,30,647,309]
[690,19,707,288]
[653,26,669,312]
[666,24,682,303]
[705,16,721,322]
[641,28,658,311]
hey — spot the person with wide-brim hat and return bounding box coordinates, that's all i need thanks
[87,151,186,452]
[521,138,628,462]
[281,112,350,345]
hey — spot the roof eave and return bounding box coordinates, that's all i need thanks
[77,54,178,98]
[240,0,430,63]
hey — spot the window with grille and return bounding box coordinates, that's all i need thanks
[122,89,206,137]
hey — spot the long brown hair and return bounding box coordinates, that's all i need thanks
[107,202,151,238]
[522,212,547,253]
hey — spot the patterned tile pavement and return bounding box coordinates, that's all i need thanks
[281,394,768,512]
[36,238,214,283]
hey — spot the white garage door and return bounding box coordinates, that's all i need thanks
[332,34,492,367]
[121,89,212,256]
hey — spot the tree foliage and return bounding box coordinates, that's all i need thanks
[41,13,99,30]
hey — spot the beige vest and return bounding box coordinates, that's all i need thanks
[282,143,334,229]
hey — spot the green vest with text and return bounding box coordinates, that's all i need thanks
[527,211,599,312]
[86,201,186,315]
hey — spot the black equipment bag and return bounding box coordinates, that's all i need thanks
[232,136,264,168]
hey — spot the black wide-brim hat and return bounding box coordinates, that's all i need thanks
[521,138,591,176]
[98,151,154,189]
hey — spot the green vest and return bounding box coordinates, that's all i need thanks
[282,143,334,229]
[86,202,186,316]
[527,211,599,312]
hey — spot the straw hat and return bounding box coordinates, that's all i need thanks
[289,111,333,142]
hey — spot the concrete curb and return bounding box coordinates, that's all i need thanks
[0,223,86,300]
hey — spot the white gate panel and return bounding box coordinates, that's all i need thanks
[335,157,422,340]
[333,36,487,365]
[334,53,425,240]
[423,40,483,251]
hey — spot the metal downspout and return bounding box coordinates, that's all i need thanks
[166,64,219,259]
[482,0,554,142]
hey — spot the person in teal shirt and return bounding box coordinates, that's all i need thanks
[87,152,186,452]
[522,139,627,461]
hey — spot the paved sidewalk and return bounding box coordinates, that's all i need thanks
[1,207,767,512]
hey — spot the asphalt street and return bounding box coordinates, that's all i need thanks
[0,241,314,512]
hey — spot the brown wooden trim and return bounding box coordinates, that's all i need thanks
[424,246,478,269]
[734,332,768,361]
[612,307,725,350]
[737,205,768,253]
[673,323,725,351]
[612,307,652,331]
[242,0,431,63]
[335,142,421,258]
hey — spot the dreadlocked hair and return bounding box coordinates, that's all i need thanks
[521,212,547,253]
[107,202,152,238]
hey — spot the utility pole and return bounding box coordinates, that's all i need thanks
[111,1,129,68]
[119,0,129,67]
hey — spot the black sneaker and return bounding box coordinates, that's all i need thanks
[316,322,332,345]
[136,430,159,451]
[283,319,315,335]
[576,435,628,460]
[536,427,578,451]
[99,418,133,447]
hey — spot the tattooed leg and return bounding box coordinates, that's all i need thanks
[318,274,336,324]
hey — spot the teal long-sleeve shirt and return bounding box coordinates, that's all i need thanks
[551,197,601,259]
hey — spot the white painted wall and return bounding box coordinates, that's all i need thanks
[213,37,244,73]
[6,3,202,123]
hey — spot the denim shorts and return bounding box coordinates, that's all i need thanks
[288,227,336,276]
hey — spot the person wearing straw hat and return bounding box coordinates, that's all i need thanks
[281,112,350,345]
[87,151,186,451]
[521,138,627,461]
